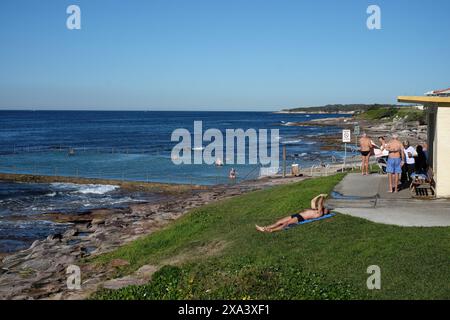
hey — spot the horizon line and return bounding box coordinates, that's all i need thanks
[0,102,409,112]
[0,109,280,112]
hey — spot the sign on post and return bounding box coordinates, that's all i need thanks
[342,129,351,143]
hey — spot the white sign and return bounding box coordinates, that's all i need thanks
[342,129,351,143]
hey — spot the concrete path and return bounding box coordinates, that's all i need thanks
[334,174,384,198]
[328,173,450,227]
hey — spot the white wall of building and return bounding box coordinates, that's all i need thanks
[435,107,450,198]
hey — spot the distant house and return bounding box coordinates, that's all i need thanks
[424,88,450,97]
[398,88,450,198]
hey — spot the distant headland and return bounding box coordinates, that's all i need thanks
[276,104,407,114]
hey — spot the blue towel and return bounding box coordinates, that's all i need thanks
[284,213,336,230]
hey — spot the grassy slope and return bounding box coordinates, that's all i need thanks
[91,175,450,300]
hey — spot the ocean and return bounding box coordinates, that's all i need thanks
[0,110,350,252]
[0,111,349,184]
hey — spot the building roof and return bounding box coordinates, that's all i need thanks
[397,96,450,106]
[425,87,450,96]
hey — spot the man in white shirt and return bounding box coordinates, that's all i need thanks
[401,140,417,185]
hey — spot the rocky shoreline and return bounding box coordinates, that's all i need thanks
[287,116,427,151]
[0,175,307,300]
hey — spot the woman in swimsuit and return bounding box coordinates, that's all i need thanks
[255,195,330,233]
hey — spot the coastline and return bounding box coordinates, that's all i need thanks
[0,173,213,257]
[0,173,311,299]
[0,172,208,194]
[283,115,427,151]
[0,111,427,299]
[274,111,355,115]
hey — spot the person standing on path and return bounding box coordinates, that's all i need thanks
[359,133,372,175]
[401,140,417,185]
[385,134,405,193]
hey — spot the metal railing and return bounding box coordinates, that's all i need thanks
[0,144,364,185]
[1,145,172,156]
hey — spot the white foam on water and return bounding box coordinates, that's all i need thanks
[281,122,297,126]
[281,138,302,144]
[75,184,119,194]
[8,220,72,228]
[50,182,119,195]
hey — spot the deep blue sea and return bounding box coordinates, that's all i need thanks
[0,111,349,184]
[0,111,350,252]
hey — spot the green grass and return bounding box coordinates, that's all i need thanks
[356,106,426,124]
[90,174,450,300]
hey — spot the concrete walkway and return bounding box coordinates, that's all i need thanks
[328,173,450,227]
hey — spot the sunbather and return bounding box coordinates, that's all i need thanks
[255,194,330,233]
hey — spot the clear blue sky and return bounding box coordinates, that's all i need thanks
[0,0,449,111]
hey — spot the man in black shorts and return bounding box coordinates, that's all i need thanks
[256,195,330,233]
[359,133,373,175]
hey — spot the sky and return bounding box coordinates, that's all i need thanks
[0,0,449,111]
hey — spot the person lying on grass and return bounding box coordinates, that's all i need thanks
[255,194,330,233]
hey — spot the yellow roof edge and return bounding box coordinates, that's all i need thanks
[397,96,450,106]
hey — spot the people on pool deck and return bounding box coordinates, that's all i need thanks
[401,140,417,185]
[384,134,405,193]
[359,133,373,175]
[255,194,330,233]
